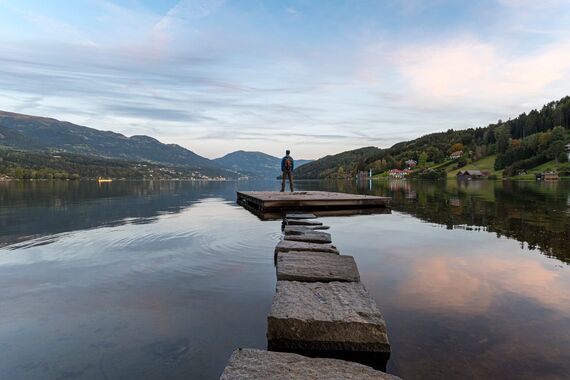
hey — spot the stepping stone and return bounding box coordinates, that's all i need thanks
[284,225,330,234]
[276,251,360,282]
[286,219,323,226]
[284,231,332,244]
[275,240,340,255]
[219,348,401,380]
[267,281,390,354]
[286,213,317,219]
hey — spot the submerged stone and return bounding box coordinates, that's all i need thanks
[286,213,317,219]
[284,231,332,244]
[276,251,360,282]
[275,240,340,255]
[284,225,330,234]
[267,281,390,354]
[219,348,401,380]
[286,219,323,226]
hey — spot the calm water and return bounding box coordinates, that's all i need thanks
[0,179,569,379]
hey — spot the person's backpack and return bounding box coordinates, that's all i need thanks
[284,157,293,171]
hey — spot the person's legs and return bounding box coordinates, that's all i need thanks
[281,171,286,192]
[288,171,294,192]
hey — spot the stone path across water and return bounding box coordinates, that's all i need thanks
[276,251,360,282]
[220,348,400,380]
[284,225,330,234]
[283,231,332,244]
[219,213,398,379]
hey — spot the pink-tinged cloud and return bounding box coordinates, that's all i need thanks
[397,37,570,103]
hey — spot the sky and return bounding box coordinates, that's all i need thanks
[1,0,570,159]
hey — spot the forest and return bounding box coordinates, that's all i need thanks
[295,96,570,179]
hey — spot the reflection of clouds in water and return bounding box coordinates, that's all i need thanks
[397,256,570,314]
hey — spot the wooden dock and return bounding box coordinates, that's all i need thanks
[219,212,398,379]
[237,191,390,213]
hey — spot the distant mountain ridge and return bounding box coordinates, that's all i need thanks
[214,150,312,178]
[0,111,221,170]
[0,110,313,179]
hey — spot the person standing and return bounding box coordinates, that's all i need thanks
[280,149,294,192]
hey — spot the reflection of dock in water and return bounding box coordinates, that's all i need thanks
[221,194,399,379]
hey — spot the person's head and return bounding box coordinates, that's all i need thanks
[286,149,290,156]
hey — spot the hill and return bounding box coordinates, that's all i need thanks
[295,96,570,179]
[0,111,230,176]
[214,150,312,178]
[446,155,502,178]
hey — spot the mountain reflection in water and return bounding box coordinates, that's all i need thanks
[0,179,568,379]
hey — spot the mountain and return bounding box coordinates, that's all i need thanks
[214,150,312,178]
[0,111,229,175]
[293,147,381,179]
[294,96,570,179]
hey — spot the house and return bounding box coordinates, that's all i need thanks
[388,169,413,178]
[449,150,463,160]
[405,159,417,169]
[566,143,570,160]
[456,170,489,179]
[538,172,559,181]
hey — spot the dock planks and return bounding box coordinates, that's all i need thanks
[237,191,390,212]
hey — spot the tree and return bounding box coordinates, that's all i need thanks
[495,124,511,154]
[419,151,428,167]
[558,152,568,163]
[449,143,464,154]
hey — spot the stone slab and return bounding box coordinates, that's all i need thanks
[276,251,360,282]
[219,348,401,380]
[284,231,332,244]
[286,219,323,226]
[284,225,330,234]
[267,281,390,354]
[286,213,317,219]
[275,240,340,255]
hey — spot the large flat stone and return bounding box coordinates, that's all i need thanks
[275,240,340,255]
[267,281,390,354]
[286,219,323,226]
[219,348,400,380]
[286,213,317,219]
[284,225,330,234]
[276,251,360,282]
[284,231,332,244]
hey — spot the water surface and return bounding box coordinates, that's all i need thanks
[0,180,568,379]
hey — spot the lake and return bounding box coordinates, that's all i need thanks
[0,179,569,379]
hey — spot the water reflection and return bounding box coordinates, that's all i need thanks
[347,179,570,263]
[0,180,569,379]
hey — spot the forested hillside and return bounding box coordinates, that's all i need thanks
[0,111,226,173]
[295,96,570,179]
[0,149,221,180]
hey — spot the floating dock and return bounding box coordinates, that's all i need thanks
[219,211,397,379]
[237,191,390,213]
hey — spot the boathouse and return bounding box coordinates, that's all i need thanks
[456,170,489,179]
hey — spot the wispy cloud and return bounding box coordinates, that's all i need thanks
[0,0,568,158]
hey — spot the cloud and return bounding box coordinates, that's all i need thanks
[396,37,570,104]
[0,0,569,158]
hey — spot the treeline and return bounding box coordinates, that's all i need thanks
[0,149,182,180]
[494,126,568,176]
[295,96,570,178]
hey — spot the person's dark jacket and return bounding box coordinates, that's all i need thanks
[281,155,294,171]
